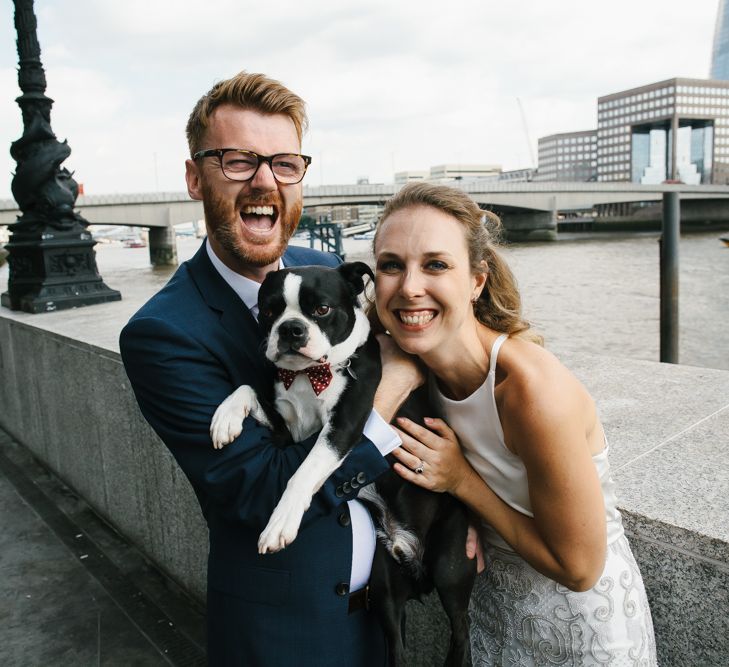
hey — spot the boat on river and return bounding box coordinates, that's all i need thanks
[124,238,147,249]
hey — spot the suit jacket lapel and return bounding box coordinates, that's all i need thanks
[186,241,323,384]
[186,242,268,380]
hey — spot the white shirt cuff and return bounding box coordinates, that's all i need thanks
[362,409,401,456]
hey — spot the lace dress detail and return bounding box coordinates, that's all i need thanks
[430,335,657,666]
[469,537,656,666]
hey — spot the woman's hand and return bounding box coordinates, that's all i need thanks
[391,416,477,495]
[393,418,486,573]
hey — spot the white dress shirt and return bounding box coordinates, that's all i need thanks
[206,240,400,589]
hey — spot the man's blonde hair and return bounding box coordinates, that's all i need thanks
[186,71,308,155]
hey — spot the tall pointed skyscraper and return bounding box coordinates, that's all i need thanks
[712,0,729,79]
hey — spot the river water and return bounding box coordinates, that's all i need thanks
[4,230,725,371]
[342,231,729,372]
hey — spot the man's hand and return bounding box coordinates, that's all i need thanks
[372,334,425,422]
[466,524,485,574]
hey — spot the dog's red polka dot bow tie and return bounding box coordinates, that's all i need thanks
[276,363,333,396]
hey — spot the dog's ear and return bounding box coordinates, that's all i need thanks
[337,261,374,296]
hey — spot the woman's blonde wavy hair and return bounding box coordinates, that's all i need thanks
[373,182,542,344]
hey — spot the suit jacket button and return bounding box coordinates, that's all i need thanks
[338,511,351,527]
[335,486,344,498]
[336,582,350,597]
[356,472,366,484]
[342,482,352,494]
[350,476,360,489]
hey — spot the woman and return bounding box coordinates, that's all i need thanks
[372,182,657,665]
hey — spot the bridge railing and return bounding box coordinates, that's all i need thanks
[306,223,346,258]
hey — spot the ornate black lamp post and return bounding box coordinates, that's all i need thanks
[1,0,120,313]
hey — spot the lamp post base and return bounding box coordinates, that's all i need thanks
[1,224,121,313]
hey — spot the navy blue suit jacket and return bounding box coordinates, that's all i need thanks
[119,241,388,666]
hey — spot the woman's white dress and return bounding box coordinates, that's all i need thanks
[430,334,657,666]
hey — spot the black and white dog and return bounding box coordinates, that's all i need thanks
[210,262,475,666]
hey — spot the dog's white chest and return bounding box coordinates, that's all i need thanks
[274,371,347,442]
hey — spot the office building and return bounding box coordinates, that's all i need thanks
[712,0,729,79]
[535,131,597,182]
[394,170,429,184]
[597,77,729,184]
[428,164,501,181]
[357,205,384,228]
[306,205,360,225]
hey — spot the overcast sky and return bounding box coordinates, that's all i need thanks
[0,0,720,198]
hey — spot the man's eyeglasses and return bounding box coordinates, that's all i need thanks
[192,148,312,185]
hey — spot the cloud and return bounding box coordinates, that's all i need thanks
[0,0,719,197]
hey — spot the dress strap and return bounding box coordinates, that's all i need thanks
[489,333,509,375]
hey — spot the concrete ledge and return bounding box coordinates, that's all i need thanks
[0,306,727,665]
[0,315,208,601]
[569,354,729,665]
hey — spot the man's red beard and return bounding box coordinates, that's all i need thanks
[201,180,302,269]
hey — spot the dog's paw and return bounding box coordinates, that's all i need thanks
[257,503,305,554]
[210,386,257,449]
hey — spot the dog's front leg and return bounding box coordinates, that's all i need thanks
[259,348,378,553]
[258,425,344,553]
[210,385,271,449]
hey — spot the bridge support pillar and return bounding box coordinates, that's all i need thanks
[497,210,557,242]
[148,227,178,266]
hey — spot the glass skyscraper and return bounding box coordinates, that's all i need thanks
[712,0,729,79]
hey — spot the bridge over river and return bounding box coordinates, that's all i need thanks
[2,181,729,262]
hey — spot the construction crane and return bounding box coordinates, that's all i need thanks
[516,97,536,170]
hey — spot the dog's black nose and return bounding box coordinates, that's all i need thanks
[278,319,309,350]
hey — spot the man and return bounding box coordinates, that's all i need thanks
[119,72,418,666]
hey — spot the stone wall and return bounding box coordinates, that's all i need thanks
[0,312,727,665]
[0,317,207,600]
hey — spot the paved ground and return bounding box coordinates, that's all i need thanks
[0,428,207,666]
